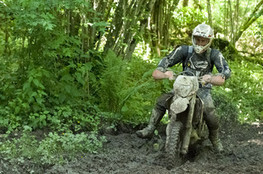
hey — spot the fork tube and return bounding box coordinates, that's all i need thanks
[181,95,196,154]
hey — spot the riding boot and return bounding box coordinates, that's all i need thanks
[209,128,223,152]
[136,109,164,138]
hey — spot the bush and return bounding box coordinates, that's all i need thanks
[213,60,263,123]
[0,127,106,165]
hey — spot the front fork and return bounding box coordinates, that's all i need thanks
[181,95,196,154]
[165,114,177,152]
[166,95,197,155]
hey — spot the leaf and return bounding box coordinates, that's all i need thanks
[23,125,32,132]
[75,72,85,85]
[121,105,128,112]
[63,111,71,118]
[61,74,74,82]
[64,84,72,93]
[33,79,45,89]
[58,93,66,103]
[23,82,31,91]
[40,114,46,121]
[35,96,44,105]
[30,92,37,99]
[15,106,21,114]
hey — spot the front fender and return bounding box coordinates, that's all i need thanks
[170,97,189,114]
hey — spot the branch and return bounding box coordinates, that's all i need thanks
[0,1,7,6]
[233,0,263,43]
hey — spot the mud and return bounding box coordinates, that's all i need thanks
[1,121,263,174]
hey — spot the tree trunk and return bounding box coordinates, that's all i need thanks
[207,0,213,27]
[183,0,189,7]
[115,0,140,57]
[223,0,227,39]
[82,14,89,53]
[124,0,157,60]
[193,0,203,10]
[163,0,170,47]
[104,0,125,53]
[152,0,164,56]
[228,0,234,43]
[151,0,180,56]
[234,0,240,36]
[103,0,114,21]
[104,0,157,60]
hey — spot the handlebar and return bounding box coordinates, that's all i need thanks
[172,71,208,86]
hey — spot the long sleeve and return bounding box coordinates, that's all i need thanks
[156,46,188,72]
[211,50,231,79]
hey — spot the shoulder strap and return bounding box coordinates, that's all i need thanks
[188,46,193,55]
[205,48,212,65]
[183,46,193,70]
[207,48,215,70]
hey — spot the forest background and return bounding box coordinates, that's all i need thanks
[0,0,262,166]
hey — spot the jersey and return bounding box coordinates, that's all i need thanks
[156,45,231,80]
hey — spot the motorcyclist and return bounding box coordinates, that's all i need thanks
[136,23,231,152]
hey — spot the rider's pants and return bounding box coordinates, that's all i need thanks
[154,88,219,131]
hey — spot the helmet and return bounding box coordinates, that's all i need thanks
[192,23,214,54]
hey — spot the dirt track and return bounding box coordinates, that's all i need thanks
[46,121,263,174]
[1,121,263,174]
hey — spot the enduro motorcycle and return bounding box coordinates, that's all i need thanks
[165,74,207,169]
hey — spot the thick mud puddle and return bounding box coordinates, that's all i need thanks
[1,121,262,174]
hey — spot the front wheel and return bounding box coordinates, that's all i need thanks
[165,120,183,169]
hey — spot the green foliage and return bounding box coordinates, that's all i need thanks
[212,89,238,122]
[0,2,261,170]
[46,105,100,132]
[213,60,263,122]
[119,58,163,123]
[8,67,50,114]
[212,38,238,60]
[0,0,261,136]
[0,127,106,165]
[0,60,100,132]
[0,106,21,132]
[49,62,94,105]
[0,103,101,133]
[171,7,208,45]
[98,50,167,124]
[37,131,105,164]
[98,50,127,113]
[172,7,208,28]
[237,18,263,55]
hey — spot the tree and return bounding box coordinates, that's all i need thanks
[228,0,234,43]
[150,0,180,56]
[104,0,157,60]
[207,0,213,27]
[233,0,263,44]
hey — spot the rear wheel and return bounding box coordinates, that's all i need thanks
[165,121,183,170]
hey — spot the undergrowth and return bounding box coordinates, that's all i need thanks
[0,126,106,166]
[213,60,263,123]
[0,49,261,168]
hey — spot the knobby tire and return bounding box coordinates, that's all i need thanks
[166,121,183,170]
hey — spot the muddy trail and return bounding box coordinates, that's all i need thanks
[1,120,263,174]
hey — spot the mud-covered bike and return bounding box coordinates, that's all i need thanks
[165,73,208,169]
